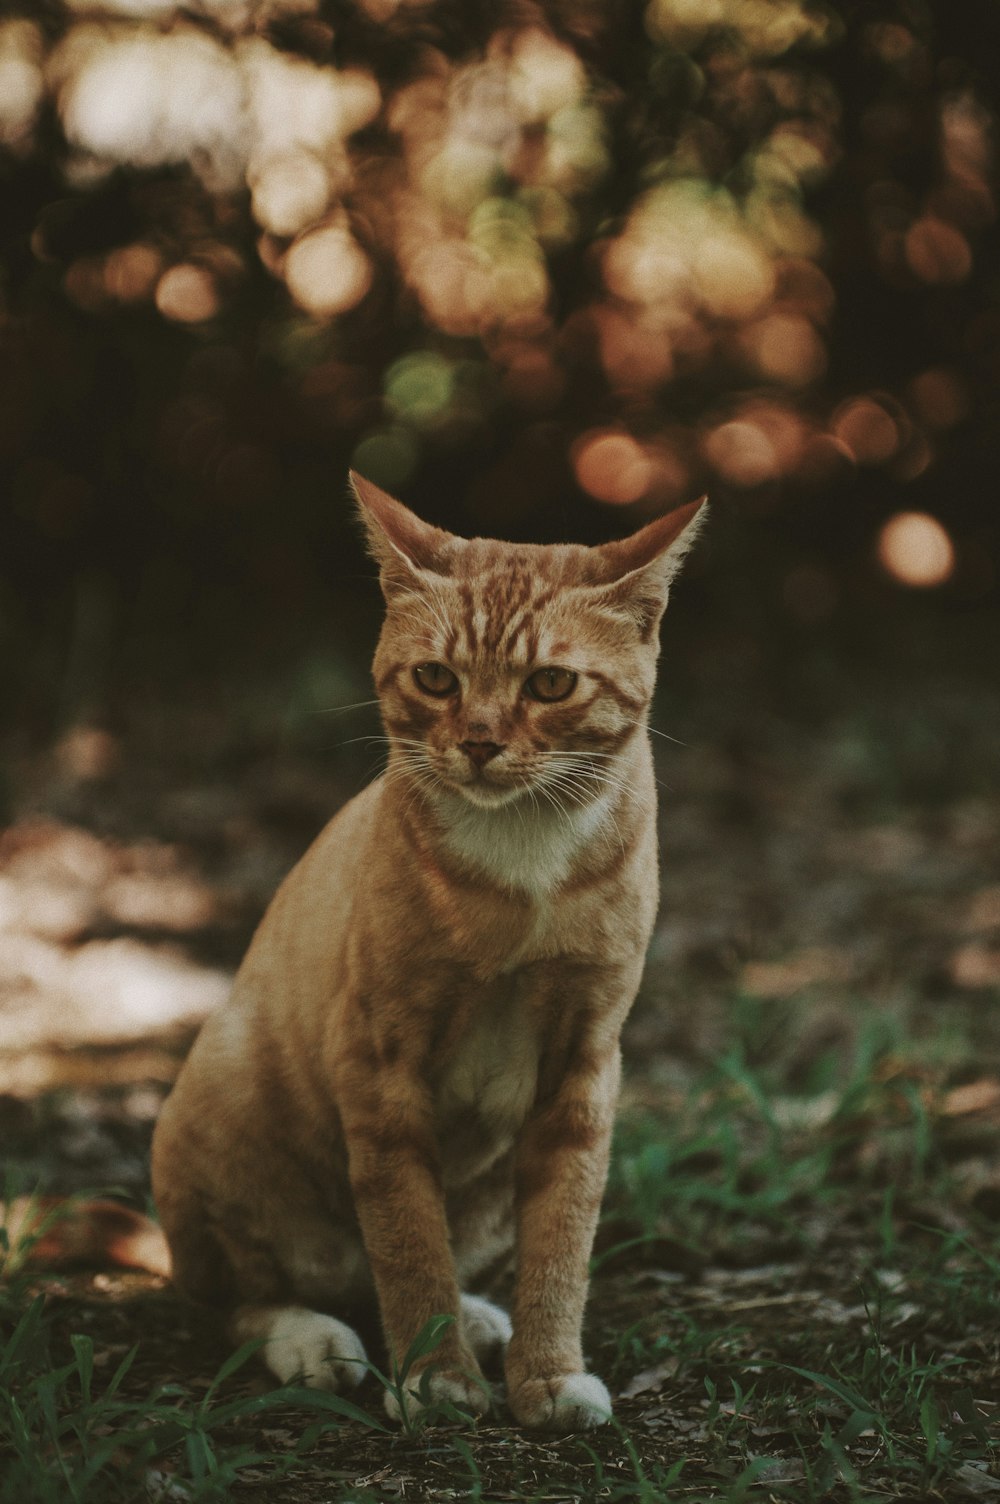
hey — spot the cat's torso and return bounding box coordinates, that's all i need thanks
[156,752,654,1302]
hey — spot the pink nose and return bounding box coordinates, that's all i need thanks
[460,739,505,769]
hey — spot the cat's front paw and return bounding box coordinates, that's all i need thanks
[384,1367,490,1425]
[508,1372,612,1431]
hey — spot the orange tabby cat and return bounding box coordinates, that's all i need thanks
[151,473,705,1430]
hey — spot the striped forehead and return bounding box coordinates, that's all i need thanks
[439,566,566,664]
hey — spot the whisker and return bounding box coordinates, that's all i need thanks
[544,764,630,798]
[316,698,381,716]
[383,754,441,821]
[540,778,589,812]
[542,770,627,860]
[616,714,689,748]
[336,734,391,749]
[542,765,656,821]
[533,749,618,760]
[531,776,576,833]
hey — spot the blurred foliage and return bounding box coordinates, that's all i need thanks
[0,0,998,735]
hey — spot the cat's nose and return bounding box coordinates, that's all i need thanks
[459,739,505,769]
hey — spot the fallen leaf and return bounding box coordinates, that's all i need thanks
[950,945,1000,989]
[618,1358,680,1397]
[955,1462,1000,1496]
[741,948,851,998]
[943,1079,1000,1116]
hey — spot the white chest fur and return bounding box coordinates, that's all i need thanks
[437,791,611,901]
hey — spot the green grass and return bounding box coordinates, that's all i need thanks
[595,1010,1000,1501]
[610,1008,974,1244]
[2,1008,998,1502]
[0,1286,385,1504]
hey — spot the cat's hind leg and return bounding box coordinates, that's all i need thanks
[232,1305,368,1392]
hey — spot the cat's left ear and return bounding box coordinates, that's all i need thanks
[591,497,708,640]
[349,471,455,596]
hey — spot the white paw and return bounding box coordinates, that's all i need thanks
[258,1307,368,1391]
[384,1368,490,1425]
[460,1294,512,1363]
[509,1371,612,1431]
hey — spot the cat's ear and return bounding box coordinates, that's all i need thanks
[349,471,454,595]
[591,497,707,639]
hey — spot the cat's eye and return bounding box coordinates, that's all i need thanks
[524,667,578,703]
[413,662,458,697]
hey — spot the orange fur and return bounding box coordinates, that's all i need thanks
[151,475,706,1428]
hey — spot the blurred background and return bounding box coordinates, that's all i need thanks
[0,0,998,1183]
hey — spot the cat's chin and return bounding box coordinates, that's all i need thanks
[442,779,530,811]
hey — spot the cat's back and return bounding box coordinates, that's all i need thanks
[155,777,388,1147]
[175,777,383,1079]
[243,779,380,972]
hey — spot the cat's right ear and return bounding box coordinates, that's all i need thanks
[349,472,454,597]
[588,496,708,641]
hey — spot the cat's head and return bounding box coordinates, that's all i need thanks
[352,472,706,809]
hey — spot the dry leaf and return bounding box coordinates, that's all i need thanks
[949,945,1000,989]
[618,1358,680,1397]
[741,947,851,998]
[942,1079,1000,1116]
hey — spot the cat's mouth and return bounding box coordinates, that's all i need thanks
[404,746,543,809]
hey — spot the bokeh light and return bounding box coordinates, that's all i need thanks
[904,217,973,284]
[704,418,780,488]
[0,0,995,606]
[646,0,832,55]
[284,223,372,317]
[350,427,421,492]
[103,244,164,303]
[56,28,246,187]
[0,19,44,149]
[250,152,333,238]
[878,512,956,588]
[573,432,653,505]
[741,312,827,386]
[694,229,776,320]
[506,27,585,123]
[155,265,220,324]
[385,352,455,426]
[831,397,901,466]
[0,2,875,506]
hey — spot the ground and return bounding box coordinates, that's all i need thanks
[1,615,998,1502]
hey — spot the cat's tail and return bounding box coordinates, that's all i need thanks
[1,1195,172,1278]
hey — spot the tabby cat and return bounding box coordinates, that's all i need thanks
[151,473,705,1430]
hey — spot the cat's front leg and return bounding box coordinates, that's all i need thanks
[341,1088,489,1422]
[505,1050,620,1432]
